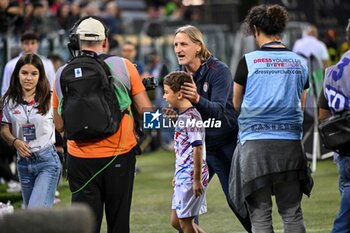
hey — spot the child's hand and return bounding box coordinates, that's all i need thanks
[193,180,204,197]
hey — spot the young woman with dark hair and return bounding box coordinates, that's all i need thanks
[1,53,60,208]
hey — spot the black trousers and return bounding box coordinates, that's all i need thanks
[67,149,136,233]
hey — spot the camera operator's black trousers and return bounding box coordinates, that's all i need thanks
[67,149,136,233]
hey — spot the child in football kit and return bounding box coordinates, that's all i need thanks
[163,71,209,233]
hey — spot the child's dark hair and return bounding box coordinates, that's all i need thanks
[244,4,288,36]
[163,71,192,92]
[21,30,39,42]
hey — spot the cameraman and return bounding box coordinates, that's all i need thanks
[0,0,21,34]
[53,17,152,233]
[318,20,350,233]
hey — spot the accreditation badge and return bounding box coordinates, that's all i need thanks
[22,123,36,141]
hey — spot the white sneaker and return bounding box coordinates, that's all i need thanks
[0,201,14,216]
[0,178,5,185]
[53,198,61,205]
[6,181,21,193]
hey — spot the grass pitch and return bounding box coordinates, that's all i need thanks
[2,149,339,233]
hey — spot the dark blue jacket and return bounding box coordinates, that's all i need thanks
[179,56,238,148]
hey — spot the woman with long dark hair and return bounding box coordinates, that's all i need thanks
[1,53,60,208]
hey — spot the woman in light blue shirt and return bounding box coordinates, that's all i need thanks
[229,4,310,233]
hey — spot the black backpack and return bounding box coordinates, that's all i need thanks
[60,51,123,141]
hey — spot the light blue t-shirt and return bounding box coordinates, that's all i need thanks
[238,50,308,143]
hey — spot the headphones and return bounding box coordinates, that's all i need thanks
[68,16,109,53]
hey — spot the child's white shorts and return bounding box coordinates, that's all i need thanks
[171,183,207,218]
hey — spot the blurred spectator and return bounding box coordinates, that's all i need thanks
[164,0,183,19]
[69,1,81,24]
[49,0,64,15]
[80,0,100,17]
[326,29,339,66]
[121,40,149,78]
[32,0,58,37]
[47,53,63,71]
[108,35,119,56]
[183,5,203,24]
[145,50,173,150]
[1,30,56,96]
[101,0,124,35]
[146,4,164,19]
[0,0,22,35]
[293,25,328,142]
[20,2,34,32]
[293,25,329,69]
[56,2,74,31]
[145,50,168,107]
